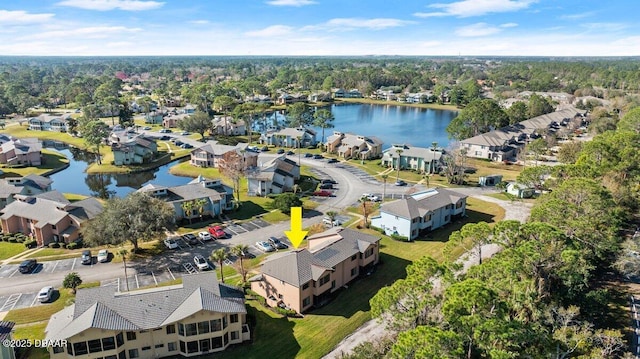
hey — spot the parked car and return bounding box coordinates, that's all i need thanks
[208,225,226,239]
[363,193,380,202]
[327,158,339,164]
[170,137,178,143]
[260,146,269,152]
[180,131,190,135]
[97,249,109,263]
[174,140,183,146]
[255,241,275,252]
[198,231,212,241]
[159,135,171,141]
[194,255,210,270]
[312,190,333,197]
[313,154,324,159]
[37,286,54,303]
[158,128,172,133]
[394,180,407,186]
[304,153,313,158]
[321,179,337,185]
[319,183,333,190]
[277,148,285,154]
[323,217,342,227]
[164,237,179,249]
[182,233,199,245]
[81,250,92,265]
[18,259,37,274]
[286,150,295,155]
[268,237,288,250]
[180,143,193,149]
[247,145,259,152]
[143,126,152,130]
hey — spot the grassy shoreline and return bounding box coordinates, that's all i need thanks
[334,97,460,111]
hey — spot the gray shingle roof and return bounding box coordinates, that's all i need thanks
[380,188,467,219]
[0,321,15,342]
[45,272,246,341]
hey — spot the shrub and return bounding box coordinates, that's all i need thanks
[7,238,17,243]
[24,240,37,249]
[48,243,60,248]
[390,233,409,242]
[275,307,298,317]
[67,242,79,250]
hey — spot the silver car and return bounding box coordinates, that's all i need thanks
[37,286,53,303]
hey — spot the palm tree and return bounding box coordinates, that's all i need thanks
[430,141,438,174]
[359,197,369,228]
[313,109,335,144]
[231,244,250,283]
[395,148,404,182]
[381,174,388,200]
[118,248,130,291]
[194,198,208,222]
[181,200,195,224]
[326,211,338,224]
[211,248,229,283]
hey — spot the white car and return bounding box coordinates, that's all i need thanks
[164,237,179,249]
[362,193,380,202]
[323,217,342,227]
[255,241,275,252]
[198,231,212,241]
[97,249,109,263]
[37,286,53,303]
[194,255,210,270]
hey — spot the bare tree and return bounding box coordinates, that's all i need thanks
[218,150,248,208]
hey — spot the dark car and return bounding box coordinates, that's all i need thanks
[182,233,199,245]
[327,158,339,164]
[319,183,333,190]
[19,259,37,274]
[159,135,171,141]
[261,146,269,152]
[268,237,288,250]
[304,153,313,158]
[313,154,324,159]
[277,148,285,154]
[174,140,183,146]
[81,250,92,265]
[286,150,295,155]
[180,143,193,149]
[394,180,407,186]
[321,179,337,185]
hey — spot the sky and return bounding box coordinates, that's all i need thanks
[0,0,639,56]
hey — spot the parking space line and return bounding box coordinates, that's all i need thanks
[117,278,120,292]
[0,293,21,312]
[135,275,139,289]
[71,258,76,271]
[167,268,175,280]
[8,268,19,278]
[50,260,59,273]
[31,294,39,307]
[198,240,205,246]
[245,222,260,230]
[226,227,239,235]
[152,272,158,286]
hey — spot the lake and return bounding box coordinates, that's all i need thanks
[263,103,457,149]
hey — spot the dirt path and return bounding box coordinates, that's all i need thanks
[321,194,532,358]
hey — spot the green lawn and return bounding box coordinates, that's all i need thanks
[1,125,89,149]
[0,242,26,260]
[0,150,69,177]
[335,97,460,111]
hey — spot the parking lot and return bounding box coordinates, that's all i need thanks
[224,217,271,236]
[0,256,91,279]
[334,164,379,184]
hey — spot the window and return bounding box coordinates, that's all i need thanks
[73,342,88,355]
[319,274,330,286]
[424,214,431,221]
[230,314,239,323]
[302,282,310,290]
[178,323,185,336]
[231,331,239,341]
[200,339,210,352]
[456,201,463,209]
[198,320,210,334]
[445,215,450,222]
[168,342,177,352]
[126,332,136,341]
[141,346,151,351]
[118,350,126,359]
[128,349,139,358]
[212,336,223,349]
[52,224,57,230]
[351,254,357,261]
[155,344,164,349]
[210,319,222,332]
[365,248,374,258]
[53,346,64,354]
[185,323,197,336]
[179,341,186,353]
[166,324,176,334]
[351,267,357,277]
[105,356,117,359]
[303,296,311,307]
[223,316,228,329]
[102,337,116,351]
[187,341,199,354]
[224,332,229,345]
[88,339,102,353]
[331,280,336,289]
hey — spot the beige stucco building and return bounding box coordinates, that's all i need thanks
[325,131,383,160]
[45,272,250,358]
[250,227,380,314]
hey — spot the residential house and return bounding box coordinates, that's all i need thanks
[478,174,503,187]
[163,113,189,128]
[212,116,247,136]
[0,174,52,210]
[181,104,197,114]
[0,190,103,246]
[190,141,257,168]
[28,114,72,132]
[260,127,317,148]
[0,321,16,359]
[244,94,273,104]
[308,92,331,103]
[247,155,300,196]
[275,93,307,105]
[109,132,158,166]
[505,182,534,198]
[371,188,467,241]
[381,144,443,173]
[250,227,380,314]
[45,272,250,359]
[0,137,43,166]
[460,107,586,162]
[325,131,383,160]
[144,109,165,124]
[332,88,362,99]
[138,176,234,220]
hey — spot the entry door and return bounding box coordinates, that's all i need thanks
[200,339,210,352]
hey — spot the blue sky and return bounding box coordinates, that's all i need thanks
[0,0,638,56]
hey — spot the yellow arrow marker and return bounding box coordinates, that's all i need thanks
[285,207,308,249]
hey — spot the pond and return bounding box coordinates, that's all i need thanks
[257,103,458,149]
[45,143,192,198]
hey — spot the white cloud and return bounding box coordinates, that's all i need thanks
[324,18,414,30]
[500,22,518,28]
[581,22,627,32]
[245,25,294,37]
[0,10,55,25]
[414,0,537,18]
[265,0,316,6]
[56,0,165,11]
[19,26,142,40]
[189,20,210,25]
[560,12,595,20]
[455,23,501,37]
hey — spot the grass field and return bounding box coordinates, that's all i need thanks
[0,242,26,260]
[0,150,69,177]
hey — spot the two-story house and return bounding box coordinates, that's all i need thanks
[371,188,467,241]
[0,137,43,166]
[325,131,383,160]
[190,141,257,168]
[250,227,380,314]
[381,144,444,173]
[45,272,250,359]
[28,114,72,132]
[247,155,300,196]
[0,190,103,246]
[212,116,247,136]
[137,176,234,221]
[260,128,317,148]
[0,174,52,210]
[109,132,158,166]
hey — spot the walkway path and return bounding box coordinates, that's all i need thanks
[322,193,532,359]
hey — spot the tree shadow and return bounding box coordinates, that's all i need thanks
[416,209,498,243]
[229,202,268,221]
